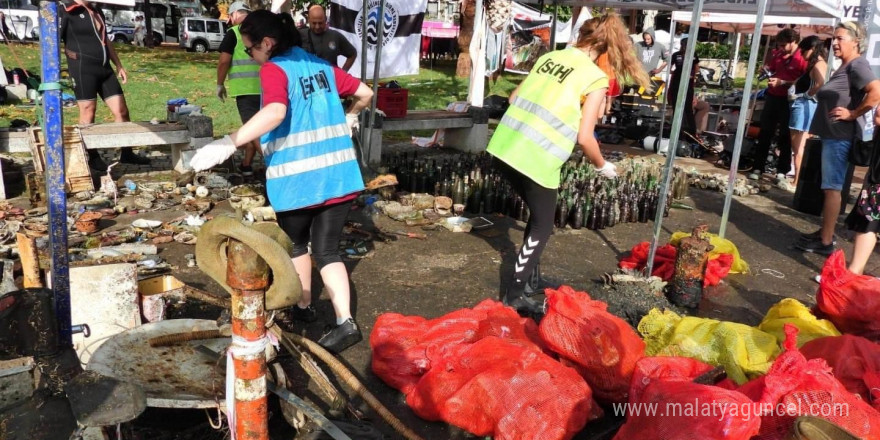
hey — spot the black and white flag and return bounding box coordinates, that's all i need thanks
[329,0,427,79]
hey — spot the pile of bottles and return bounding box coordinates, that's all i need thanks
[382,151,687,230]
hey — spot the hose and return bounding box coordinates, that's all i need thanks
[196,216,301,310]
[269,326,425,440]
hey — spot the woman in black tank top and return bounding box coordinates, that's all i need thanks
[788,36,827,187]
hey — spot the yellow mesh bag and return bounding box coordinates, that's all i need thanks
[669,231,749,274]
[757,298,840,347]
[638,309,779,384]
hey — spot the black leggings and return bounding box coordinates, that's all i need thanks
[277,200,352,269]
[495,159,557,284]
[754,94,793,174]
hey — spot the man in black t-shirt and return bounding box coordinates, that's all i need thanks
[299,4,357,71]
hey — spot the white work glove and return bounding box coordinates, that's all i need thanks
[346,113,360,133]
[596,161,618,179]
[189,135,237,172]
[216,84,227,102]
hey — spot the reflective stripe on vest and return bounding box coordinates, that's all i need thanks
[227,26,261,97]
[259,47,363,212]
[486,48,608,189]
[263,122,349,156]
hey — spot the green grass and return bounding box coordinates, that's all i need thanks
[0,43,521,136]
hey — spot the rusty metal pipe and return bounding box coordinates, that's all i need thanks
[227,239,270,440]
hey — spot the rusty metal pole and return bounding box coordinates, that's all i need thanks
[227,239,270,440]
[668,225,714,309]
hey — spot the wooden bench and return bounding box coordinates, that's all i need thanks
[363,107,489,164]
[0,118,214,199]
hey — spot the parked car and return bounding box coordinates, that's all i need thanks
[178,17,225,53]
[107,24,135,44]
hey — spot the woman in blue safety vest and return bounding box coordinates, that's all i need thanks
[189,10,374,354]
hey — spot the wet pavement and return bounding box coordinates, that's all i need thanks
[2,140,874,439]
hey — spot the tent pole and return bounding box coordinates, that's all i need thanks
[359,0,368,82]
[645,4,704,277]
[364,0,386,168]
[467,0,486,106]
[38,0,72,346]
[656,17,677,154]
[731,32,742,78]
[719,0,768,239]
[359,0,368,149]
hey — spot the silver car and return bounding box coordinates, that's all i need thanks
[179,17,225,52]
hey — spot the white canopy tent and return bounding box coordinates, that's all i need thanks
[478,0,843,274]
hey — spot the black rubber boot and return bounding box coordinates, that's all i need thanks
[503,281,545,321]
[523,263,559,297]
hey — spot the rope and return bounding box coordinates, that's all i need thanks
[225,335,269,440]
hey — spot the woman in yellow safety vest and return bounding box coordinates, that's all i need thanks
[487,13,651,317]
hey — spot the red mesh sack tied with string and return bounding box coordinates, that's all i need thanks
[801,335,880,412]
[613,380,761,440]
[628,356,715,405]
[407,337,594,440]
[739,325,880,440]
[370,299,545,395]
[816,250,880,339]
[539,285,646,404]
[618,241,677,281]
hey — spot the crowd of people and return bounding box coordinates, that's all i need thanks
[64,0,880,353]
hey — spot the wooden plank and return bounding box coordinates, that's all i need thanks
[2,122,191,153]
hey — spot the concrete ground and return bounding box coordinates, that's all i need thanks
[3,139,873,439]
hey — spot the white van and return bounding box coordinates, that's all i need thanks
[178,17,225,52]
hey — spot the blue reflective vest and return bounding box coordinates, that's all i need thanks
[260,47,364,212]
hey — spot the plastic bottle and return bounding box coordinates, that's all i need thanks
[363,196,380,223]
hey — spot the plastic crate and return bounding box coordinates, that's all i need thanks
[377,88,408,119]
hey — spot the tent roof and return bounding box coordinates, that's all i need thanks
[670,11,836,36]
[516,0,843,19]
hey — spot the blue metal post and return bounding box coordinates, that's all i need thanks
[39,1,72,347]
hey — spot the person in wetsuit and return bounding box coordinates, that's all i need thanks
[61,0,150,170]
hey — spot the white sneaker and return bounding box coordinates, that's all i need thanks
[786,170,795,177]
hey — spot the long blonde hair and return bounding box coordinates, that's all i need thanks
[574,13,651,90]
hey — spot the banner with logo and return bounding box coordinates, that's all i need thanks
[329,0,427,79]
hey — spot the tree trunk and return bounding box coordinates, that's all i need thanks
[144,0,154,47]
[456,0,476,78]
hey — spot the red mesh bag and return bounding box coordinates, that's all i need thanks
[618,241,677,281]
[739,325,880,440]
[407,337,593,440]
[628,356,715,405]
[539,285,646,404]
[816,250,880,339]
[800,335,880,412]
[370,299,544,395]
[613,381,761,440]
[704,253,733,287]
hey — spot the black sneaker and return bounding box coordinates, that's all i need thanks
[796,238,835,256]
[239,164,254,177]
[798,229,836,245]
[318,319,362,354]
[119,148,151,165]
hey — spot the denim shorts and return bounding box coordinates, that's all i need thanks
[821,138,852,190]
[789,97,817,132]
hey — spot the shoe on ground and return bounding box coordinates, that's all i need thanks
[777,179,795,193]
[796,238,835,256]
[317,318,362,354]
[239,164,254,177]
[120,150,151,165]
[786,169,796,177]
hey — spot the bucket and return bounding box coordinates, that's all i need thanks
[74,211,103,234]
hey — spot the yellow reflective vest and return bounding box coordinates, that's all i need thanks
[487,47,608,188]
[227,26,261,97]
